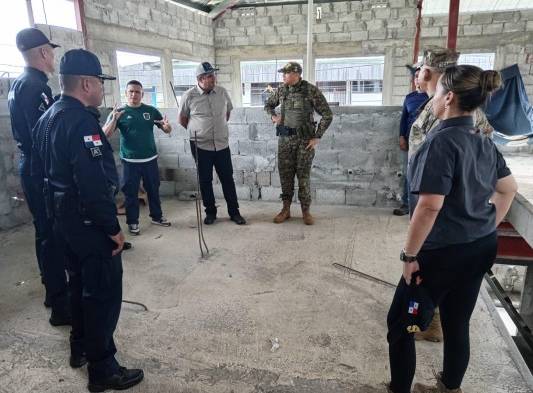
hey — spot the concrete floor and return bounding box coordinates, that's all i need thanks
[0,200,531,393]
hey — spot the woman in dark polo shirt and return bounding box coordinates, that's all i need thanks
[386,65,518,393]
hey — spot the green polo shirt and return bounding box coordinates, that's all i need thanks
[112,104,163,161]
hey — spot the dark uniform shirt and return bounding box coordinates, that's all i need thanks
[399,91,428,139]
[32,95,120,236]
[8,67,54,174]
[409,116,511,250]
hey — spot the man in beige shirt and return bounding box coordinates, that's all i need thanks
[179,62,246,225]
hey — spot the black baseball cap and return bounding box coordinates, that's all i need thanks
[196,62,219,77]
[16,28,60,52]
[60,49,116,80]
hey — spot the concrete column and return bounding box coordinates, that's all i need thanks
[305,0,315,84]
[161,49,175,108]
[25,0,35,26]
[520,266,533,329]
[231,58,243,107]
[382,46,394,106]
[346,80,351,105]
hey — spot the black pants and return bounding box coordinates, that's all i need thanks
[387,231,497,393]
[59,217,122,381]
[122,159,163,225]
[20,171,68,305]
[190,142,239,217]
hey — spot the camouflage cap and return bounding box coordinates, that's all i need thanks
[277,61,303,74]
[422,47,460,71]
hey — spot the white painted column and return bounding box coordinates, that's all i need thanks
[306,0,315,84]
[161,49,175,108]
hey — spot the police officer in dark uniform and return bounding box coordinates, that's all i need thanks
[33,49,143,392]
[8,28,70,325]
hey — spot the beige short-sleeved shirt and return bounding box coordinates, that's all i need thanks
[179,85,233,151]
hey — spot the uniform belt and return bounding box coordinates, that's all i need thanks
[276,125,297,137]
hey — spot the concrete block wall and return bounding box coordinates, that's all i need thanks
[83,0,215,107]
[0,116,31,230]
[152,107,403,207]
[214,1,533,106]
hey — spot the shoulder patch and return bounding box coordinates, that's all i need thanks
[84,134,103,148]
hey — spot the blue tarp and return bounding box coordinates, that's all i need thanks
[485,64,533,142]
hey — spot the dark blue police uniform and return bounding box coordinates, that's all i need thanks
[8,27,69,318]
[34,95,122,380]
[33,48,143,392]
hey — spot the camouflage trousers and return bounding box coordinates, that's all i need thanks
[278,135,315,205]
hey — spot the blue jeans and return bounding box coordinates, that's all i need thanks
[122,159,163,225]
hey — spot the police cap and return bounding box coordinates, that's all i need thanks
[60,49,116,80]
[277,62,303,74]
[16,28,60,52]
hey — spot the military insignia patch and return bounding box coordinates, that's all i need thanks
[90,147,102,158]
[84,134,103,148]
[143,112,151,120]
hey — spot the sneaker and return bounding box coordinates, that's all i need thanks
[393,204,409,216]
[204,214,216,225]
[151,217,171,227]
[88,366,144,392]
[230,213,246,225]
[128,224,140,235]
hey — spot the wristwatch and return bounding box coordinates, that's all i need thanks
[400,249,417,263]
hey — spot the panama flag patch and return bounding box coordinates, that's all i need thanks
[84,134,103,148]
[408,301,419,316]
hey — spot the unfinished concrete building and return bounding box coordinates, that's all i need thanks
[1,0,533,392]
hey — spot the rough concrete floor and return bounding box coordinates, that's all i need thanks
[0,200,530,393]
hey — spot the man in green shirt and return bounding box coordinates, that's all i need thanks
[104,80,172,235]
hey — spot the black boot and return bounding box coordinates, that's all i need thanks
[88,367,144,392]
[70,336,86,368]
[49,296,72,326]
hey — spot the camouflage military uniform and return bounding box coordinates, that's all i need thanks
[408,97,494,159]
[265,78,332,205]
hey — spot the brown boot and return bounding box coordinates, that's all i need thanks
[413,372,463,393]
[301,205,314,225]
[415,309,443,342]
[273,200,291,223]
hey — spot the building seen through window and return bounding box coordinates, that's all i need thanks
[458,53,495,70]
[240,59,303,107]
[172,60,199,104]
[116,51,163,108]
[315,57,385,106]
